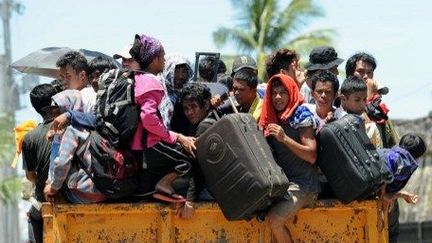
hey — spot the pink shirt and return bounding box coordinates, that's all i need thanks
[130,73,177,150]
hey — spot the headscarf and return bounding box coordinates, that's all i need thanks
[258,74,304,132]
[130,34,163,67]
[11,120,38,168]
[162,54,193,100]
[52,89,83,113]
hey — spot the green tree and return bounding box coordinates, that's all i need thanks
[214,0,335,80]
[0,113,20,205]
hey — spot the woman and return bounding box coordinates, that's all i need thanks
[129,34,197,218]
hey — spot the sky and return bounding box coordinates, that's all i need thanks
[7,0,432,121]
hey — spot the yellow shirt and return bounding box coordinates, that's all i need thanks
[249,95,263,121]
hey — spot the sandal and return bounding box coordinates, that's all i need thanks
[153,192,186,203]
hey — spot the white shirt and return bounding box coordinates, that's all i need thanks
[300,83,315,104]
[80,86,97,113]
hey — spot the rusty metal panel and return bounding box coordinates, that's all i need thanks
[42,200,387,243]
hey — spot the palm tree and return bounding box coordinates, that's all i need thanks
[214,0,335,80]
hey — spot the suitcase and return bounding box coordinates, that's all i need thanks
[196,113,289,221]
[317,114,393,203]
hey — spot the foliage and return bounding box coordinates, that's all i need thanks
[0,112,20,205]
[0,176,21,205]
[213,0,335,80]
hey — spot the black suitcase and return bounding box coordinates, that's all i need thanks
[196,113,289,221]
[317,114,392,203]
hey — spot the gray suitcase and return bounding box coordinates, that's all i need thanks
[196,113,289,220]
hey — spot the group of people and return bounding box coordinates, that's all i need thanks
[19,33,427,243]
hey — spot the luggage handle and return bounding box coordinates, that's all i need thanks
[228,96,239,114]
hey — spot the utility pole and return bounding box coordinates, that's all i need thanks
[0,1,23,243]
[1,0,22,112]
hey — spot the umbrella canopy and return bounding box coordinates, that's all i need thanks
[11,47,120,79]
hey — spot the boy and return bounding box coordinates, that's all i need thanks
[379,133,427,206]
[338,75,384,149]
[339,75,367,116]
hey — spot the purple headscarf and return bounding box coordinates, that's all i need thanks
[130,34,163,66]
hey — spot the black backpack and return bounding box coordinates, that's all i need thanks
[95,69,140,148]
[77,132,138,199]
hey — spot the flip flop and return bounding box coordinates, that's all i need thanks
[153,192,186,203]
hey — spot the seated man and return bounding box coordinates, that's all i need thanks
[302,70,340,198]
[48,56,120,134]
[162,54,194,134]
[218,68,262,121]
[303,70,340,133]
[302,46,344,104]
[259,74,319,243]
[180,82,217,137]
[169,83,219,217]
[44,90,106,204]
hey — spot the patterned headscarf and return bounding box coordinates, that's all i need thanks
[130,34,163,67]
[259,74,304,132]
[162,54,193,93]
[52,89,83,113]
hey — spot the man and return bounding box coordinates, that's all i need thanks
[161,54,194,133]
[22,84,59,243]
[302,46,344,104]
[198,56,226,82]
[345,52,399,243]
[265,48,303,85]
[231,55,257,77]
[258,74,319,243]
[345,52,376,82]
[113,44,140,70]
[303,70,340,132]
[219,68,262,121]
[345,52,397,148]
[56,51,96,113]
[180,82,217,137]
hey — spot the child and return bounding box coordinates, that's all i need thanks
[339,75,368,116]
[379,133,427,207]
[88,56,117,92]
[338,75,384,148]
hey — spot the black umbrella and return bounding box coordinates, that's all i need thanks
[11,47,120,78]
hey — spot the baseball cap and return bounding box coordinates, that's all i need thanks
[231,55,257,75]
[113,44,133,59]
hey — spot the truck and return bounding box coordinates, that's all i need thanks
[42,199,388,242]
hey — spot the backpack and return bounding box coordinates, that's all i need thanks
[95,68,140,148]
[379,146,418,193]
[77,131,138,199]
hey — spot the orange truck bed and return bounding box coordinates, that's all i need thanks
[42,199,388,242]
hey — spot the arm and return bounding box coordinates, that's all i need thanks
[25,171,37,183]
[137,89,196,155]
[48,127,81,191]
[266,123,317,163]
[47,111,96,140]
[393,191,419,204]
[22,137,37,183]
[69,110,96,130]
[137,90,177,144]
